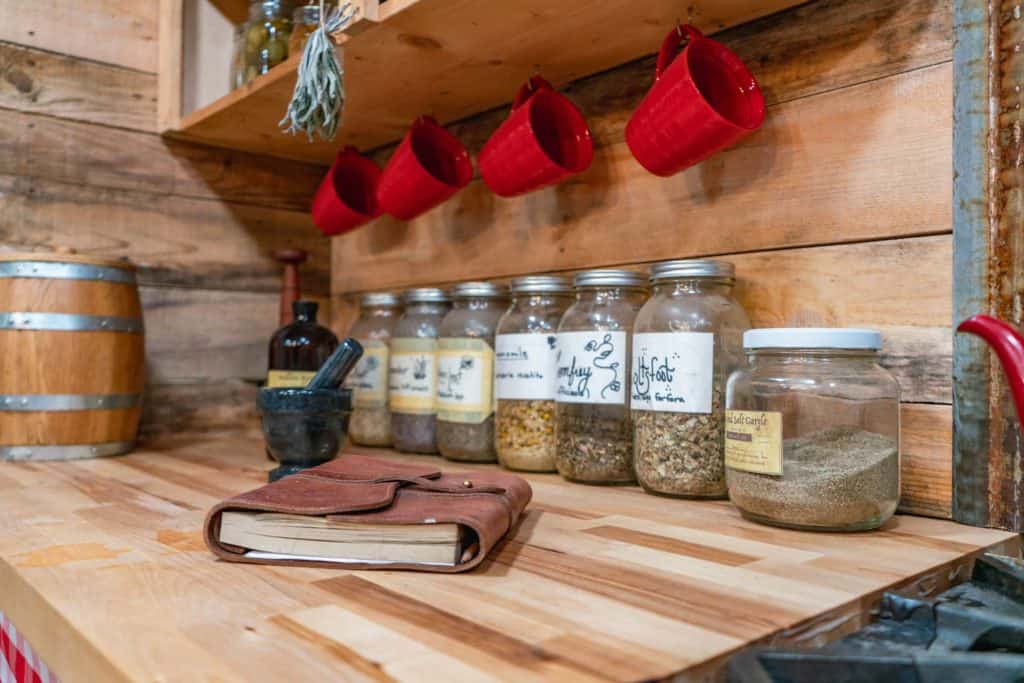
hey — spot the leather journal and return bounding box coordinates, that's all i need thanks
[203,454,532,572]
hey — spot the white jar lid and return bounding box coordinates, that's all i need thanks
[744,328,882,350]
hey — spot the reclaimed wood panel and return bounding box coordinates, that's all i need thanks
[0,105,322,211]
[0,175,328,293]
[0,0,159,73]
[901,403,953,518]
[140,380,261,440]
[0,437,1013,682]
[333,63,952,292]
[0,42,157,132]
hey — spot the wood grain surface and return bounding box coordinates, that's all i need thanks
[0,437,1013,682]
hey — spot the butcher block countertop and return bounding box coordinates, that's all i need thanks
[0,437,1018,683]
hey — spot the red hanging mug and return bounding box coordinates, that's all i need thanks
[626,25,765,177]
[377,116,473,220]
[311,146,382,236]
[479,76,594,198]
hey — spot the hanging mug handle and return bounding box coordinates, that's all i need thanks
[512,75,554,109]
[655,24,704,80]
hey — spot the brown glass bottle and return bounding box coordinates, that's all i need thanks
[266,301,339,388]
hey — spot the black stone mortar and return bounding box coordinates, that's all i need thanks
[257,387,352,482]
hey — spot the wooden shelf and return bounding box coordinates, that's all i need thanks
[170,0,809,164]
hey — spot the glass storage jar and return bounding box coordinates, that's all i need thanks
[725,328,901,531]
[346,292,401,447]
[555,270,648,483]
[243,0,293,84]
[495,276,573,472]
[632,259,750,498]
[436,282,509,462]
[389,288,451,453]
[289,3,322,54]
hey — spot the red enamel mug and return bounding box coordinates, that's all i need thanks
[479,76,594,197]
[377,116,473,220]
[626,25,765,177]
[311,146,382,236]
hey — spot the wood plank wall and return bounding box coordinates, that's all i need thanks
[0,0,329,439]
[331,0,955,517]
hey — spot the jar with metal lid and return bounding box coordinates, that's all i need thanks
[389,288,451,453]
[436,282,509,462]
[494,276,573,472]
[289,3,323,54]
[555,269,648,483]
[242,0,293,84]
[346,292,401,447]
[725,329,900,531]
[632,259,750,498]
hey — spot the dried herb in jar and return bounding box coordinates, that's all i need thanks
[555,406,634,483]
[495,399,557,471]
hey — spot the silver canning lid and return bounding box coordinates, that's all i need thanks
[402,287,450,303]
[574,269,647,288]
[510,275,573,294]
[650,259,735,282]
[744,328,882,350]
[450,281,507,299]
[360,292,400,308]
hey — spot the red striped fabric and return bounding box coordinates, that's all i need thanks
[0,612,58,683]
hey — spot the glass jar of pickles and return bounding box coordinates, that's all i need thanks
[436,282,509,463]
[494,276,573,472]
[346,292,401,447]
[242,0,293,85]
[389,288,451,453]
[632,260,750,498]
[555,270,648,484]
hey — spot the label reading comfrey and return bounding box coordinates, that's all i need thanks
[388,338,437,415]
[437,338,494,424]
[495,333,560,400]
[555,331,627,405]
[631,332,714,413]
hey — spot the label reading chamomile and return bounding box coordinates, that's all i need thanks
[346,339,389,408]
[495,333,560,400]
[389,338,437,415]
[555,331,627,405]
[631,332,714,413]
[266,370,316,388]
[725,410,783,475]
[437,338,494,424]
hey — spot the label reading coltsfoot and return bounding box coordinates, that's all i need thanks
[389,338,437,415]
[725,410,783,475]
[437,337,494,424]
[266,370,316,388]
[346,339,389,408]
[631,332,714,413]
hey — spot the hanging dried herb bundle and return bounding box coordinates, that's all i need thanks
[280,1,355,141]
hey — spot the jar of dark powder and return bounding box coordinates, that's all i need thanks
[346,292,401,447]
[389,288,451,453]
[436,282,509,462]
[631,259,749,498]
[495,276,573,472]
[725,328,901,531]
[555,269,648,484]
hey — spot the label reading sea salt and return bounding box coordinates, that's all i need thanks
[494,333,560,400]
[630,332,714,413]
[725,410,783,475]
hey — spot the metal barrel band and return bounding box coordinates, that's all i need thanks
[0,441,135,461]
[0,261,136,285]
[0,393,141,411]
[0,312,143,333]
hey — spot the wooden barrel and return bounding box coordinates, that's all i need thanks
[0,253,144,460]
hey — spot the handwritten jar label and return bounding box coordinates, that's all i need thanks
[555,331,628,405]
[346,339,389,409]
[631,332,714,413]
[725,410,783,475]
[388,338,437,415]
[495,333,559,401]
[437,338,494,424]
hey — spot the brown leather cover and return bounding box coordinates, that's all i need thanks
[203,455,532,572]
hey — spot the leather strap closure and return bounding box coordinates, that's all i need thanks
[296,470,506,496]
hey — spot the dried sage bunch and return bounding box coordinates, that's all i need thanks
[280,1,355,141]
